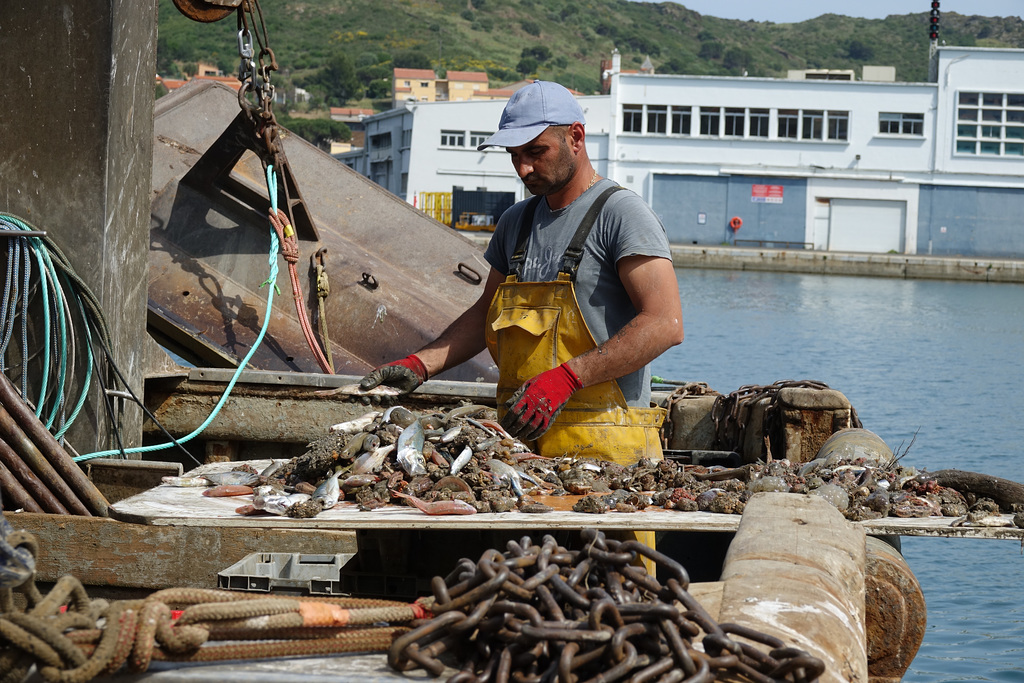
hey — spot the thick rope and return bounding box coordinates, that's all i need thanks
[0,529,425,680]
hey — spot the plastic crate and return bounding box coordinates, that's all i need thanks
[217,552,356,596]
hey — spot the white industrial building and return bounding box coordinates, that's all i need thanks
[338,46,1024,258]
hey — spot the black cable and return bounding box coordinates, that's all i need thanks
[90,347,128,460]
[91,335,202,468]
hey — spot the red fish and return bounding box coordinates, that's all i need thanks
[392,491,477,516]
[202,485,254,497]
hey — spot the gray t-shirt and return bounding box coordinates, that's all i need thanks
[484,179,672,406]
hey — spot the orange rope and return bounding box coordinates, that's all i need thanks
[267,209,333,373]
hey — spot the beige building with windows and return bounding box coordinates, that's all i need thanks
[391,68,512,108]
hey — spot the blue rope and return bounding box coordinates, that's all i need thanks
[74,165,282,462]
[53,294,93,440]
[0,239,21,373]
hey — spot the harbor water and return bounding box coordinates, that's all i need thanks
[650,268,1024,682]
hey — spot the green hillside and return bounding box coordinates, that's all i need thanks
[157,0,1024,109]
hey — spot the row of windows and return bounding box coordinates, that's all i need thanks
[368,129,413,152]
[430,110,922,149]
[419,94,1023,159]
[879,112,924,136]
[440,130,493,148]
[955,91,1024,157]
[622,105,850,141]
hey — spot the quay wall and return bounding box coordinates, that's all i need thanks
[669,245,1024,283]
[459,232,1024,283]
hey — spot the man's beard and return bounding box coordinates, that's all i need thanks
[523,137,576,197]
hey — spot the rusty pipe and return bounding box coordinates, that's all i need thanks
[0,435,65,514]
[0,374,108,516]
[0,459,45,513]
[0,403,91,516]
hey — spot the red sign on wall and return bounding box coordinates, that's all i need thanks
[751,184,784,204]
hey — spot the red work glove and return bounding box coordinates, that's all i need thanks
[500,363,583,441]
[359,354,428,394]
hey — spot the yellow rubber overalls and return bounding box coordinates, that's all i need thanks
[484,187,665,567]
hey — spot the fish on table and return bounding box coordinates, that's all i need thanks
[486,459,526,497]
[328,410,382,435]
[313,470,343,510]
[392,491,476,516]
[396,420,427,476]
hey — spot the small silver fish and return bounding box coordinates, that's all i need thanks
[450,446,473,476]
[352,444,394,475]
[313,470,343,510]
[341,431,380,459]
[466,417,501,438]
[203,471,261,487]
[486,459,525,497]
[161,476,211,487]
[444,404,494,428]
[320,383,403,397]
[254,490,311,516]
[397,420,427,476]
[328,411,382,435]
[260,460,285,478]
[440,425,462,443]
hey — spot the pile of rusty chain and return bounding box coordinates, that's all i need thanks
[710,380,863,456]
[0,526,416,683]
[390,530,825,683]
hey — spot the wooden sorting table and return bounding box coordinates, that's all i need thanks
[109,460,1024,541]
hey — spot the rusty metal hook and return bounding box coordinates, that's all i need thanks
[311,246,328,270]
[360,272,379,290]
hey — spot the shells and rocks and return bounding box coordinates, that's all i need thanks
[165,403,1024,526]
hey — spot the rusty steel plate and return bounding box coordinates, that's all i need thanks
[150,80,497,383]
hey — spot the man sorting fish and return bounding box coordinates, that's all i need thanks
[360,80,683,467]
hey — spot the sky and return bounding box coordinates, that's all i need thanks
[663,1,1023,23]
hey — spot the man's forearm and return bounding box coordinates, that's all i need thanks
[414,305,489,378]
[567,311,682,387]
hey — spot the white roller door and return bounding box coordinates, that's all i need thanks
[828,199,906,253]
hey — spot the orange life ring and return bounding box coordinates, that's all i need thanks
[729,216,743,231]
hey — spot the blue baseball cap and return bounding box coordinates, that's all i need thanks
[476,81,586,150]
